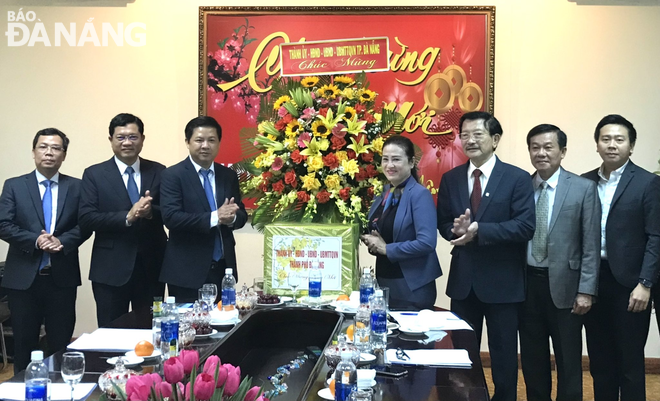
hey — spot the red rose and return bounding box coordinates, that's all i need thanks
[355,133,369,145]
[339,187,351,201]
[354,104,366,114]
[318,107,329,117]
[262,171,273,181]
[316,190,331,204]
[271,180,285,193]
[284,170,297,187]
[361,151,374,163]
[258,181,270,192]
[291,150,305,164]
[347,150,357,160]
[355,168,368,182]
[297,191,311,203]
[322,153,339,169]
[330,136,346,150]
[364,113,376,123]
[283,114,294,124]
[366,164,378,178]
[367,187,375,198]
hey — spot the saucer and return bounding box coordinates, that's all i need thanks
[125,349,161,360]
[317,388,333,400]
[107,355,143,366]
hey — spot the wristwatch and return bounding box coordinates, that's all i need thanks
[639,278,653,289]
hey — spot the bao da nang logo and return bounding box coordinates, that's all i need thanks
[5,9,146,46]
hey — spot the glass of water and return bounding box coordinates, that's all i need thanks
[288,270,302,304]
[198,283,218,308]
[61,351,85,401]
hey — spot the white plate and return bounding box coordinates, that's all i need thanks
[257,300,284,307]
[298,296,334,306]
[359,353,376,363]
[387,322,400,331]
[107,355,143,366]
[399,326,427,335]
[210,318,240,326]
[125,349,161,359]
[317,388,334,400]
[195,329,218,338]
[281,296,293,302]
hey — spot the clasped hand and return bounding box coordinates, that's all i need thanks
[37,230,62,253]
[127,190,153,223]
[218,197,239,225]
[450,208,478,246]
[361,230,387,256]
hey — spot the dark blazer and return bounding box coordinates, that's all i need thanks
[582,161,660,288]
[159,158,247,289]
[536,168,601,309]
[79,157,167,286]
[367,178,442,291]
[0,172,89,290]
[437,157,536,303]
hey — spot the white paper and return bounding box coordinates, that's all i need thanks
[67,328,152,351]
[386,349,472,367]
[390,311,473,331]
[0,382,96,401]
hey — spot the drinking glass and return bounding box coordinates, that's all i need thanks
[288,270,302,304]
[198,283,218,308]
[61,351,85,401]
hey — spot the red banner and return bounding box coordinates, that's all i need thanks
[200,7,495,200]
[280,37,390,76]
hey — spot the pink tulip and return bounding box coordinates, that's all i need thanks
[256,395,270,401]
[163,357,185,384]
[223,364,241,396]
[203,355,222,375]
[194,373,216,400]
[156,382,172,398]
[215,364,228,388]
[185,382,192,401]
[179,349,200,375]
[126,374,161,401]
[244,385,261,401]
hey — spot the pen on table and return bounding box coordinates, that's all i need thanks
[399,312,418,316]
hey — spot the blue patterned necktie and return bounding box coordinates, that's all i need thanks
[40,180,52,270]
[201,169,223,261]
[125,166,140,204]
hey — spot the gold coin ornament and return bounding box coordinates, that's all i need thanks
[442,65,467,97]
[457,82,483,112]
[424,73,455,114]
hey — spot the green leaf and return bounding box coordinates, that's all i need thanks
[218,38,228,50]
[109,381,127,401]
[244,38,257,46]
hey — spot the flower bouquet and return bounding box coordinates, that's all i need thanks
[107,350,265,401]
[240,72,403,232]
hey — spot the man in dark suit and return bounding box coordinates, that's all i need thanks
[520,124,601,401]
[437,111,535,401]
[582,114,660,401]
[159,116,247,302]
[0,128,90,373]
[79,113,167,328]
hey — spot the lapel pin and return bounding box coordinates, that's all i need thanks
[485,192,490,197]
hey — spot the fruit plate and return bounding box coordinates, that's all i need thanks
[107,355,143,366]
[195,329,219,338]
[317,388,333,400]
[256,300,284,307]
[125,349,161,360]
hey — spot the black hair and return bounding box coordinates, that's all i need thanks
[32,128,69,152]
[594,114,637,146]
[109,113,144,136]
[382,135,419,182]
[184,116,222,142]
[459,111,503,137]
[526,124,567,149]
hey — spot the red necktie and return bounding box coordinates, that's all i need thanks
[471,169,482,214]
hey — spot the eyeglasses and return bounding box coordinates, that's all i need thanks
[35,144,64,153]
[114,135,141,142]
[395,348,410,361]
[458,132,488,141]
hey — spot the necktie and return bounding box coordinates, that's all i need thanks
[125,166,140,204]
[201,169,223,261]
[471,169,482,215]
[40,180,52,270]
[532,182,549,263]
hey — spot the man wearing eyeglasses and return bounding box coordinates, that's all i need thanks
[79,113,167,327]
[437,111,536,401]
[0,128,90,373]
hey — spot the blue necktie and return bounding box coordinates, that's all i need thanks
[125,166,140,204]
[39,180,52,270]
[201,169,223,261]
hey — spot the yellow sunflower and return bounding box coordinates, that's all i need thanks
[318,84,340,100]
[311,120,331,138]
[335,75,355,86]
[342,106,357,122]
[301,77,319,88]
[285,121,303,138]
[358,89,376,103]
[273,95,291,110]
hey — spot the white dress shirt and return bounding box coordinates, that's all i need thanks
[189,156,219,228]
[114,156,141,193]
[526,168,561,267]
[467,153,497,197]
[597,160,629,259]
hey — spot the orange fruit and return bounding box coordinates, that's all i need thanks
[217,301,223,309]
[329,379,336,396]
[346,322,366,342]
[336,294,350,301]
[135,340,154,357]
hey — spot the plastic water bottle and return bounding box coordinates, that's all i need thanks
[359,268,374,305]
[308,261,322,305]
[334,351,357,401]
[152,297,163,348]
[160,296,179,359]
[370,289,387,352]
[25,350,49,401]
[221,268,237,308]
[354,304,371,352]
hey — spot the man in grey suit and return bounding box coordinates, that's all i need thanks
[519,124,601,401]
